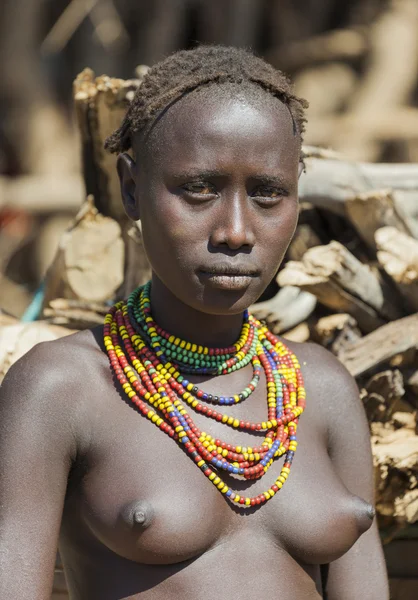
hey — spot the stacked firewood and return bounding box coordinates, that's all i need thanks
[257,150,418,541]
[1,71,418,544]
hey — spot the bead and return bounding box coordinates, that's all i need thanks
[104,282,306,509]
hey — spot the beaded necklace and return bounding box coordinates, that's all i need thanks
[103,282,306,507]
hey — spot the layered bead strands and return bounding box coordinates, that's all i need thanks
[103,283,306,507]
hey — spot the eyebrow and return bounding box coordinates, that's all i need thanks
[170,169,290,187]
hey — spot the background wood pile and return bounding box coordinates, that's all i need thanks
[1,71,418,599]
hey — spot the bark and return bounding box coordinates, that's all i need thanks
[338,313,418,378]
[346,190,418,253]
[376,227,418,313]
[277,241,403,332]
[41,196,124,311]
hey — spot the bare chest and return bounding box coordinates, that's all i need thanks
[61,371,367,569]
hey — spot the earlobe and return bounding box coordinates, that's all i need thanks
[298,160,305,179]
[117,152,140,220]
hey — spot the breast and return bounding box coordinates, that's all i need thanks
[257,453,374,565]
[75,442,231,564]
[73,454,372,568]
[65,397,373,568]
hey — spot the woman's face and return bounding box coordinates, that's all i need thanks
[120,86,301,315]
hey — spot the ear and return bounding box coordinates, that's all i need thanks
[117,152,140,220]
[298,160,305,179]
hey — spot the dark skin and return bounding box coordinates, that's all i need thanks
[0,86,389,599]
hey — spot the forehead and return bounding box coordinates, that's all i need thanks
[138,84,300,176]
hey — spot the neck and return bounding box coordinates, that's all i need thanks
[149,274,245,348]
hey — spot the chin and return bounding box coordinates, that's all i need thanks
[193,281,262,315]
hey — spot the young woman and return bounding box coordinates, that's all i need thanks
[0,46,389,599]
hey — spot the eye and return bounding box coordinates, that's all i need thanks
[252,186,287,203]
[182,182,217,196]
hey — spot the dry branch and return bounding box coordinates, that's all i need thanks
[346,190,418,252]
[339,313,418,377]
[372,414,418,535]
[299,154,418,220]
[361,370,405,422]
[277,241,402,332]
[73,68,141,221]
[250,286,317,334]
[376,227,418,312]
[42,196,124,310]
[311,313,361,357]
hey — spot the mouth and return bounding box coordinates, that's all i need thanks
[198,263,260,291]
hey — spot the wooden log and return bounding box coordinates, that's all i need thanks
[345,190,418,252]
[376,226,418,312]
[407,370,418,396]
[73,68,142,221]
[372,413,418,533]
[338,313,418,377]
[282,322,310,343]
[299,153,418,221]
[277,241,403,332]
[287,203,324,262]
[311,313,361,356]
[251,286,317,335]
[361,370,405,423]
[42,196,124,309]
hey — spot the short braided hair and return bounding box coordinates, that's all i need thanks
[105,45,308,155]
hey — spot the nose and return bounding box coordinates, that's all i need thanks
[210,193,255,251]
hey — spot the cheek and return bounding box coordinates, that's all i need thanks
[259,201,298,258]
[140,193,200,268]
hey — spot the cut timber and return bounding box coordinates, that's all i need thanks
[251,286,317,334]
[277,241,402,332]
[346,190,418,252]
[338,313,418,377]
[287,203,324,262]
[372,414,418,533]
[376,227,418,312]
[312,313,361,356]
[42,196,124,309]
[361,370,405,423]
[299,153,418,221]
[73,68,141,221]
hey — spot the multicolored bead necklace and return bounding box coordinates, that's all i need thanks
[103,282,306,507]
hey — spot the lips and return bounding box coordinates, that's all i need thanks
[198,262,260,277]
[198,263,259,290]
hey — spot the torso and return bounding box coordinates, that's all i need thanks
[56,327,371,600]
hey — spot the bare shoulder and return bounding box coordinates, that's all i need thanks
[0,326,107,453]
[1,325,106,393]
[284,338,357,393]
[283,338,362,424]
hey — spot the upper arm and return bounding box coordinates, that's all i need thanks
[314,347,389,600]
[0,342,79,599]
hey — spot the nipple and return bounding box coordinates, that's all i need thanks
[121,500,154,530]
[351,495,375,534]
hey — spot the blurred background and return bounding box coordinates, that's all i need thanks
[1,2,418,599]
[1,0,418,317]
